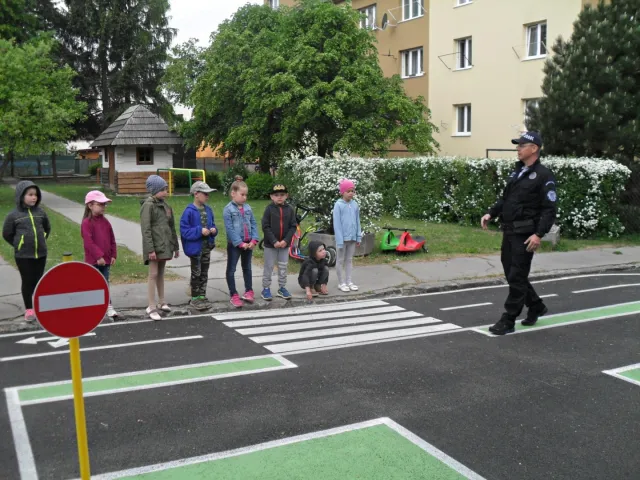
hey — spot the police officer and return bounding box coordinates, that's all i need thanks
[481,131,557,335]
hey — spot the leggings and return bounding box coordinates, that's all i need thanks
[15,257,47,309]
[147,260,166,308]
[336,241,357,285]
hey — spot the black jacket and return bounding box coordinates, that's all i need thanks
[488,159,557,237]
[261,202,297,248]
[2,181,51,259]
[298,241,329,288]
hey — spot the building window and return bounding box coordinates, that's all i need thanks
[523,98,540,128]
[456,104,472,135]
[456,0,472,5]
[456,37,472,69]
[403,0,424,21]
[269,0,279,9]
[359,5,376,29]
[526,22,547,58]
[136,147,154,165]
[401,47,424,78]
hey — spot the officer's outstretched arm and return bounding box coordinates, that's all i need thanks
[536,178,557,237]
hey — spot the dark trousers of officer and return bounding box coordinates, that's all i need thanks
[501,233,542,321]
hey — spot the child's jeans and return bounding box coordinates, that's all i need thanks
[94,265,112,305]
[226,243,253,295]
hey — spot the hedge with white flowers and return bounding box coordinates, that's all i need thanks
[278,156,631,238]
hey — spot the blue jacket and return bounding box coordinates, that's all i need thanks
[180,203,217,257]
[223,201,259,247]
[333,198,362,248]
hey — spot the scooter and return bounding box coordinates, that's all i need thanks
[380,226,428,253]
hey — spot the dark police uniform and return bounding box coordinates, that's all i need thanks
[487,135,557,334]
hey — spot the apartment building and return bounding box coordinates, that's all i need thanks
[265,0,604,158]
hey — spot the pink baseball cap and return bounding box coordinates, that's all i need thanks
[339,178,355,195]
[85,190,112,204]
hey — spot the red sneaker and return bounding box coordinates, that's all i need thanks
[230,294,243,308]
[242,290,255,303]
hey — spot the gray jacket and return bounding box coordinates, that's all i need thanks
[2,181,51,259]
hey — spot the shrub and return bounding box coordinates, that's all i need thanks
[172,171,190,188]
[222,163,250,195]
[89,162,101,176]
[205,171,223,190]
[245,173,275,200]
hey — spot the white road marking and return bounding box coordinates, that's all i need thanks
[572,284,640,294]
[540,294,558,298]
[16,333,95,345]
[224,306,404,328]
[89,417,485,480]
[37,289,105,312]
[265,324,461,353]
[0,336,203,362]
[250,317,442,343]
[237,311,423,335]
[440,302,492,311]
[602,363,640,389]
[213,299,389,321]
[4,389,37,480]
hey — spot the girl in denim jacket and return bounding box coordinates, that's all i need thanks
[223,176,259,308]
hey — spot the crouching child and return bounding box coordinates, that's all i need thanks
[298,241,329,301]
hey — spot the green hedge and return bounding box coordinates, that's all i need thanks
[246,173,275,200]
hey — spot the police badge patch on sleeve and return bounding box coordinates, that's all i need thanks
[529,172,537,180]
[547,191,557,202]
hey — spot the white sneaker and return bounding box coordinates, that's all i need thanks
[348,283,359,291]
[339,284,350,292]
[157,303,171,313]
[107,305,118,317]
[146,307,162,321]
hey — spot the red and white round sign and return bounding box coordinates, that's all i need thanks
[33,261,109,338]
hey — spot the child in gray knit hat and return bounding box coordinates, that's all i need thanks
[140,175,179,320]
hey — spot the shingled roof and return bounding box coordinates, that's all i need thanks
[91,105,183,147]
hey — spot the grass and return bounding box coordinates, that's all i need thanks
[0,186,176,284]
[36,183,640,273]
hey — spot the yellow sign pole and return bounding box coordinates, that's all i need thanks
[63,252,91,479]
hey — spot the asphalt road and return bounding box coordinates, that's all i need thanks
[1,271,639,479]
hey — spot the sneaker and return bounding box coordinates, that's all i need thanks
[157,303,171,313]
[339,284,350,292]
[522,304,548,326]
[200,296,212,308]
[101,315,114,324]
[107,305,118,318]
[230,294,243,308]
[277,287,292,300]
[24,309,36,323]
[488,315,515,335]
[146,307,162,321]
[190,297,209,311]
[261,288,273,301]
[348,283,359,291]
[242,290,255,303]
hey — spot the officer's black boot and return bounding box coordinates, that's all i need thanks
[489,314,516,335]
[522,303,548,326]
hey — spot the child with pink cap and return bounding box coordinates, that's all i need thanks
[81,190,118,320]
[333,178,362,292]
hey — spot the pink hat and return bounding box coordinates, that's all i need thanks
[339,178,355,195]
[85,190,112,204]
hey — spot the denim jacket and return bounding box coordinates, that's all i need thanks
[223,201,259,247]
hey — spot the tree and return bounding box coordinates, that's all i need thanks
[0,36,86,179]
[528,0,640,163]
[58,0,176,136]
[0,0,59,43]
[177,0,438,170]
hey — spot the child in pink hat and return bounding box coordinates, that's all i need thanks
[81,190,118,320]
[333,178,362,292]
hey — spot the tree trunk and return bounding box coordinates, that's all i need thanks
[51,151,58,182]
[0,150,12,179]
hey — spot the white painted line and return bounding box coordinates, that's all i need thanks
[38,289,105,312]
[89,417,484,480]
[440,302,492,311]
[213,300,389,321]
[224,306,404,328]
[265,324,462,353]
[4,388,37,480]
[0,336,203,362]
[250,317,443,343]
[237,311,423,335]
[381,418,486,480]
[572,284,640,294]
[602,363,640,389]
[540,294,558,298]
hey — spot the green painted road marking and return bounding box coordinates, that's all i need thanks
[18,356,294,404]
[473,301,640,336]
[603,363,640,388]
[94,419,485,480]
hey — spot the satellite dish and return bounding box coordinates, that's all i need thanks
[381,13,389,30]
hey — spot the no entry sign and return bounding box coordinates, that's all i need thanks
[34,261,109,338]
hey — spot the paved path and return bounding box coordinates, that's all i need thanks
[0,253,23,320]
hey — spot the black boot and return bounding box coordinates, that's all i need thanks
[522,304,548,326]
[489,314,515,335]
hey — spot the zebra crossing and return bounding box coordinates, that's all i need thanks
[213,300,462,354]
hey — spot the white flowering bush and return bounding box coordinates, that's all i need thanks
[279,155,630,239]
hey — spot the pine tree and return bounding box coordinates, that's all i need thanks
[528,0,640,163]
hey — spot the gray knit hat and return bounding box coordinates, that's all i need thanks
[146,175,168,196]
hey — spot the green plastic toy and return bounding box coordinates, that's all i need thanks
[381,226,401,251]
